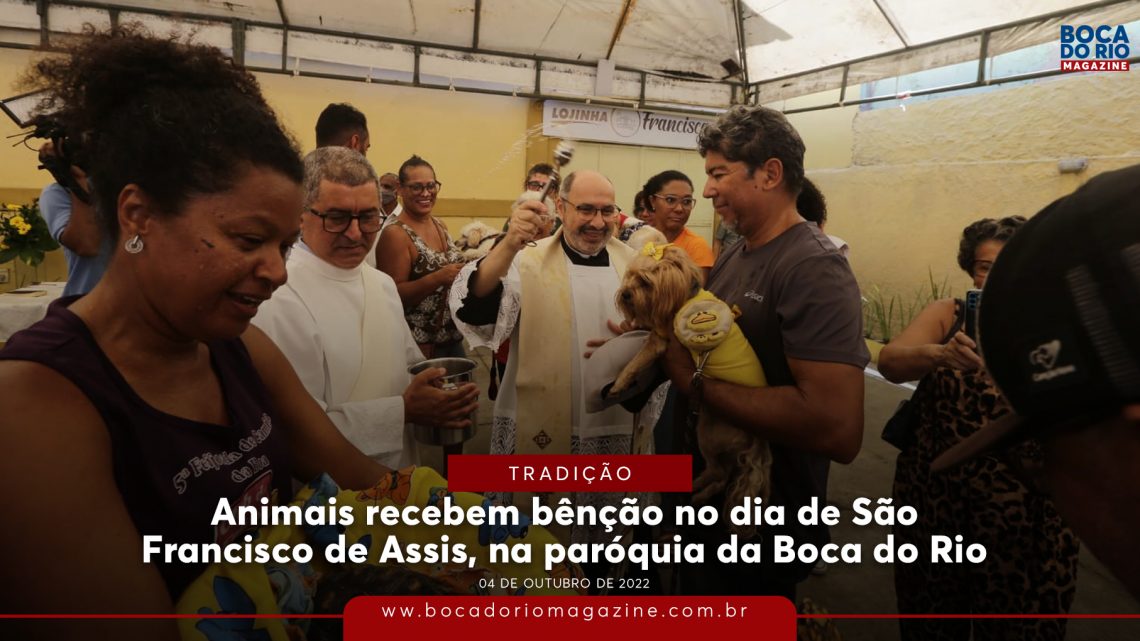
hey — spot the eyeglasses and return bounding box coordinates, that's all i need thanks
[652,194,697,209]
[402,181,442,194]
[563,199,621,220]
[525,180,553,191]
[308,208,383,234]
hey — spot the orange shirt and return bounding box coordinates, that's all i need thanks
[672,226,715,267]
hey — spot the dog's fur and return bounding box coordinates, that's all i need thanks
[455,220,502,260]
[611,245,771,536]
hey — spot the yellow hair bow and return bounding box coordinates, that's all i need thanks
[640,241,673,261]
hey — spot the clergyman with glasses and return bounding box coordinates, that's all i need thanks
[253,147,479,468]
[376,155,468,359]
[642,169,714,278]
[448,170,659,551]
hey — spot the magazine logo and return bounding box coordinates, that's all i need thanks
[1060,24,1130,72]
[1029,340,1077,382]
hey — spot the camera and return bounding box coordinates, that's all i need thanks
[1,91,91,204]
[964,289,982,342]
[33,117,92,204]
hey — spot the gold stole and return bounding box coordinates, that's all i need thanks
[514,231,635,455]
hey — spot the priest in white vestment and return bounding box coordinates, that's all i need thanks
[450,170,661,545]
[254,147,479,468]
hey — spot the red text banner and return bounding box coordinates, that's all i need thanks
[446,455,693,492]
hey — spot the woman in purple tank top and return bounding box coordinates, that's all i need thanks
[0,28,390,639]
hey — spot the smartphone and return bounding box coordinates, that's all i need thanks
[964,289,982,342]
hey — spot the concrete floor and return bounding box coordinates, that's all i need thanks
[421,348,1139,640]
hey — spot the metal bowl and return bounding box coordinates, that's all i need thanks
[407,357,478,446]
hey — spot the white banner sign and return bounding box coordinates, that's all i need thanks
[542,100,713,150]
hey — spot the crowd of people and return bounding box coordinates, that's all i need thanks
[3,25,1140,641]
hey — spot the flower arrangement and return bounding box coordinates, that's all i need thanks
[0,200,59,268]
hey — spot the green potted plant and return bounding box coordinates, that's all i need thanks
[0,200,60,286]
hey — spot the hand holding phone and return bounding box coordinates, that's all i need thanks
[964,289,982,342]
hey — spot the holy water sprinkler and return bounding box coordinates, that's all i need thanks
[525,140,574,246]
[538,140,574,203]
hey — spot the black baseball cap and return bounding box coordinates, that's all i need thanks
[932,164,1140,472]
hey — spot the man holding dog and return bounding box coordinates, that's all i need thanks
[662,105,869,598]
[253,147,478,468]
[450,170,651,545]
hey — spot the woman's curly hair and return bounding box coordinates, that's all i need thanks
[957,215,1027,275]
[21,25,303,237]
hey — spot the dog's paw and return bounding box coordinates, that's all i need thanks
[608,371,635,396]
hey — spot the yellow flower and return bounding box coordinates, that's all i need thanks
[10,215,25,227]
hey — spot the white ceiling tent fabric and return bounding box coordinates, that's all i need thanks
[0,0,1136,112]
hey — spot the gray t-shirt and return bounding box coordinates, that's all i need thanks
[703,221,869,581]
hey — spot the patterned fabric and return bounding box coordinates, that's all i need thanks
[177,467,583,641]
[618,220,646,242]
[713,221,742,248]
[391,219,466,346]
[892,365,1079,641]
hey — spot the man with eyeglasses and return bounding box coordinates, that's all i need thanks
[449,170,653,549]
[661,105,869,600]
[523,162,559,195]
[254,147,478,468]
[362,172,402,268]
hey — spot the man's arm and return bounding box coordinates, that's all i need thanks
[665,252,868,463]
[251,291,478,458]
[469,201,546,298]
[41,181,103,257]
[251,291,409,458]
[665,341,864,463]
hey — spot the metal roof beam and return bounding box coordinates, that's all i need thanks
[872,0,911,48]
[606,0,635,61]
[473,0,481,49]
[733,0,750,87]
[749,0,1132,89]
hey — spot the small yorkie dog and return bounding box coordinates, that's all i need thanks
[611,242,771,536]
